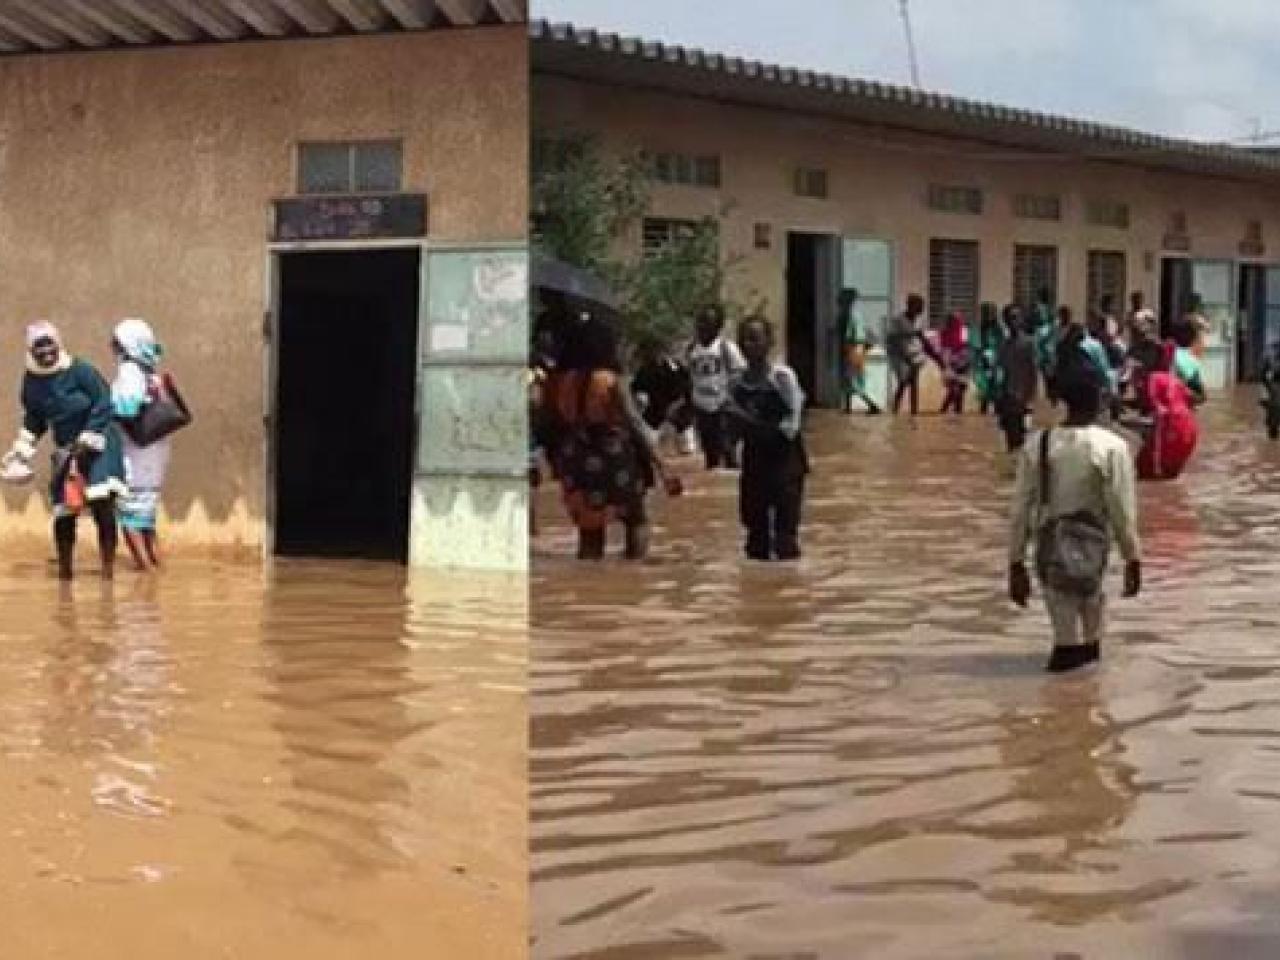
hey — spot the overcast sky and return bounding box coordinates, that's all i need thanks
[534,0,1280,143]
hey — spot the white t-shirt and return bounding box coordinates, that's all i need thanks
[687,336,747,413]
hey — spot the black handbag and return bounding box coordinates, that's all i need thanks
[122,373,193,447]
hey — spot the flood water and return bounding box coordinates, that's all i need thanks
[0,560,525,959]
[532,390,1280,959]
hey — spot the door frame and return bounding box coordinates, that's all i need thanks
[783,227,844,408]
[838,234,897,411]
[1192,256,1238,388]
[1237,261,1270,383]
[1158,253,1192,340]
[262,238,424,561]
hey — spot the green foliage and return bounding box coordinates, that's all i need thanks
[617,218,730,351]
[531,134,649,273]
[532,135,751,353]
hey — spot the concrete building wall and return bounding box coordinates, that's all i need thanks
[0,27,527,552]
[535,73,1280,354]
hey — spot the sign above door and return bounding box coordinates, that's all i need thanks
[270,194,427,243]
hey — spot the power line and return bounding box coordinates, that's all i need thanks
[898,0,921,89]
[1230,127,1280,144]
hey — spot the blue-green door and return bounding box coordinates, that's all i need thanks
[414,245,528,571]
[841,238,895,409]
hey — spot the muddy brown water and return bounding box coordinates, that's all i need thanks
[0,560,525,960]
[532,390,1280,959]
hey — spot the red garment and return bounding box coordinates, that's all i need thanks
[940,311,967,354]
[1137,345,1198,480]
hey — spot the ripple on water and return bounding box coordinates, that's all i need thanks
[0,560,525,959]
[533,392,1280,958]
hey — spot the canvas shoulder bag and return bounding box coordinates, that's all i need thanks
[1033,429,1111,595]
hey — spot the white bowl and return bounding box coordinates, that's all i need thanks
[0,461,34,485]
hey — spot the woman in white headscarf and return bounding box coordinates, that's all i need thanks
[2,322,127,580]
[111,318,172,570]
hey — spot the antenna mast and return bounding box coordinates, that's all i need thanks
[899,0,922,89]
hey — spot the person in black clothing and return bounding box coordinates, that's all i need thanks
[630,337,693,441]
[995,305,1037,453]
[1122,309,1163,415]
[1262,345,1280,440]
[726,316,808,562]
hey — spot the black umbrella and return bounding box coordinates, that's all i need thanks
[532,257,621,312]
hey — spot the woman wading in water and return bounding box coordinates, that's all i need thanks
[546,312,679,560]
[2,323,127,580]
[111,318,176,570]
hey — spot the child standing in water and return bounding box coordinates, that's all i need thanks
[726,316,808,561]
[687,303,746,470]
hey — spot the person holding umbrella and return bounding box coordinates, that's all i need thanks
[549,311,682,560]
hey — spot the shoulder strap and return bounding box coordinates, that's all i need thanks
[1039,428,1052,507]
[721,338,733,371]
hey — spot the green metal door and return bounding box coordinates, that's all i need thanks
[413,244,528,571]
[841,238,895,409]
[1191,260,1235,391]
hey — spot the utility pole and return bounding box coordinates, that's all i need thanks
[899,0,921,89]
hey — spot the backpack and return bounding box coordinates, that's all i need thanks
[1033,429,1111,595]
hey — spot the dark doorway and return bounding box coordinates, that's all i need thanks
[786,232,840,407]
[1239,265,1266,382]
[1159,257,1193,340]
[275,249,420,562]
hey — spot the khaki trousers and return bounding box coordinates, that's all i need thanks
[1043,586,1105,647]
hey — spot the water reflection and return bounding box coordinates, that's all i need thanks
[0,559,524,960]
[260,565,419,877]
[532,393,1280,958]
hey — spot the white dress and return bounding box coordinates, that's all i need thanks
[113,360,171,533]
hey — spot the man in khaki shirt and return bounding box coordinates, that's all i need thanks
[1009,359,1142,672]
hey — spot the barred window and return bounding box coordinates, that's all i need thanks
[298,140,402,195]
[928,238,980,329]
[1087,200,1130,228]
[794,167,829,199]
[642,217,702,259]
[928,184,983,215]
[1087,250,1126,313]
[1013,244,1059,312]
[645,151,721,188]
[1014,193,1062,221]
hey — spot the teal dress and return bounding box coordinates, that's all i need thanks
[1033,307,1057,375]
[972,320,1004,406]
[21,358,127,515]
[1173,348,1206,401]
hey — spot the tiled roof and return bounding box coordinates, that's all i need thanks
[0,1,525,55]
[531,20,1280,182]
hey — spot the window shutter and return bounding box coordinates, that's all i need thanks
[928,239,980,328]
[1086,250,1126,312]
[1013,245,1058,311]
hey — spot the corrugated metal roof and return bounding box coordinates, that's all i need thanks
[0,1,526,56]
[531,20,1280,183]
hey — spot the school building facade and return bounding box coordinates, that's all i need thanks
[533,21,1280,410]
[0,1,529,571]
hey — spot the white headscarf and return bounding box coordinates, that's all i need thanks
[25,321,71,375]
[114,317,161,369]
[112,318,162,419]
